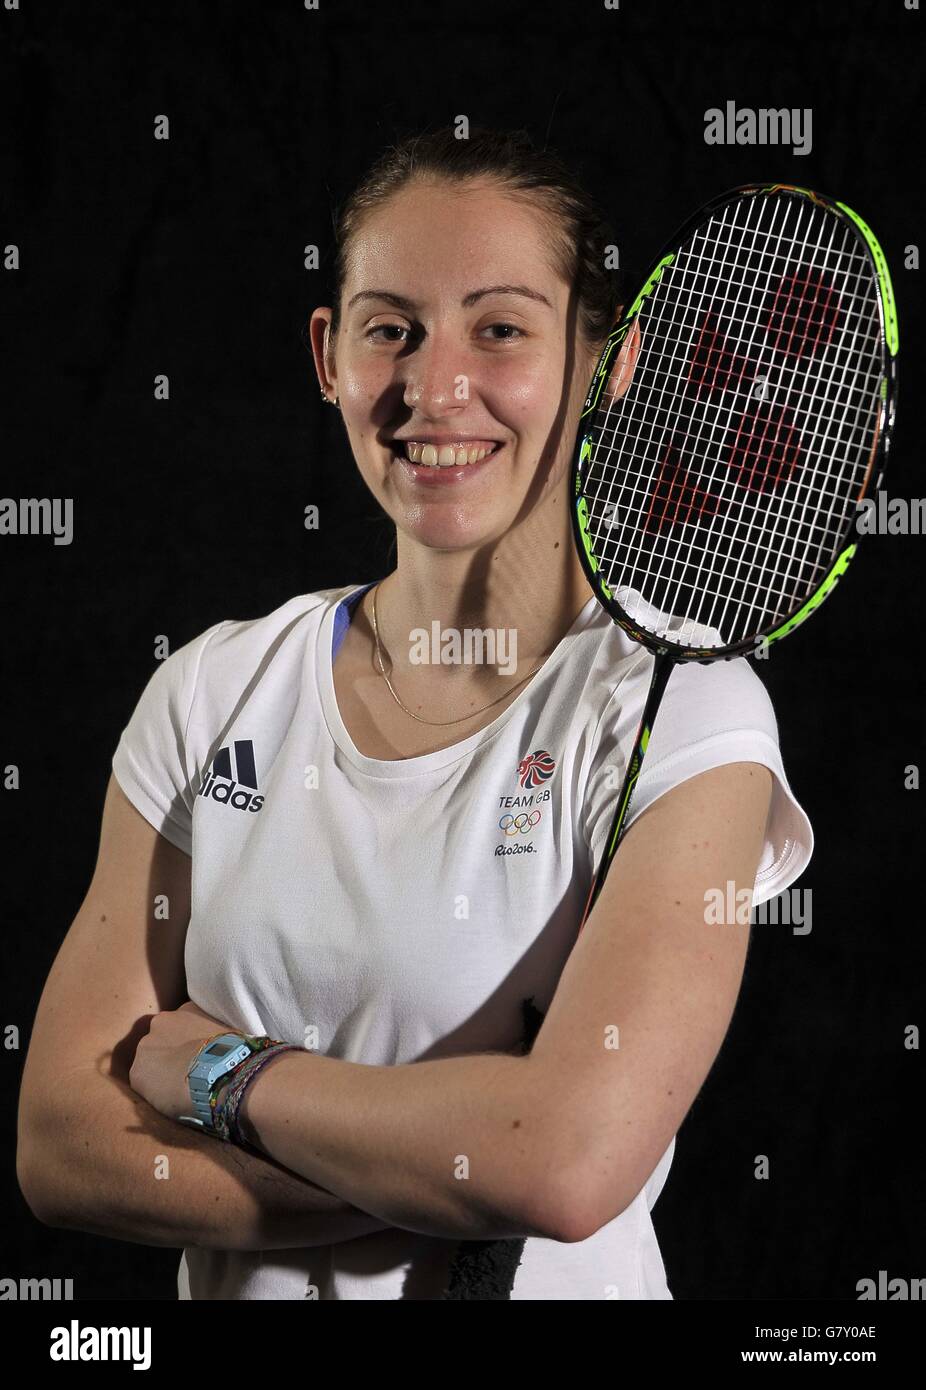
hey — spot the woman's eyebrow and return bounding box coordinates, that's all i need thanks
[346,285,554,311]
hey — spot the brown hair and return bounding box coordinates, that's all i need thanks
[323,124,625,349]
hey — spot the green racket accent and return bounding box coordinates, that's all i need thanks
[604,720,654,858]
[765,542,857,645]
[836,202,898,356]
[607,753,642,857]
[625,252,675,319]
[575,485,613,601]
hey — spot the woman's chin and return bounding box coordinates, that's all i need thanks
[400,517,508,552]
[410,531,498,553]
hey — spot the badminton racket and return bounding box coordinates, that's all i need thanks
[570,182,898,930]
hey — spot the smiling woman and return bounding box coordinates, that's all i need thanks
[303,130,631,720]
[19,125,813,1304]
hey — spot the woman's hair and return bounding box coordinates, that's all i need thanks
[325,124,625,349]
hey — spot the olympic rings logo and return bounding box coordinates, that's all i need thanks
[499,811,541,836]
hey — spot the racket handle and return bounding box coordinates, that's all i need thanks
[578,652,674,933]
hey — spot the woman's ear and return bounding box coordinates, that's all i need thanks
[308,307,338,400]
[602,318,641,404]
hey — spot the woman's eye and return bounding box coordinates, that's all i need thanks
[367,324,410,343]
[483,323,525,340]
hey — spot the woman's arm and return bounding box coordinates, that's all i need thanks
[237,1048,566,1242]
[16,775,390,1251]
[19,1055,391,1251]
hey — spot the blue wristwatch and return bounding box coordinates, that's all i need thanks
[178,1033,257,1132]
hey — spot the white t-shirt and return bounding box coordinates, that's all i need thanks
[111,581,813,1300]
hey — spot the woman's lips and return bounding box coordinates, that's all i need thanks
[389,441,505,484]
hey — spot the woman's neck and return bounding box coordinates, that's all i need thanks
[360,496,595,686]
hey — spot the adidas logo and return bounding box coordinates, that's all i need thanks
[198,740,265,813]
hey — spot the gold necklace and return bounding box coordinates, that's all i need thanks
[370,582,547,727]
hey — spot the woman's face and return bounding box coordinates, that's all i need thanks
[310,179,606,552]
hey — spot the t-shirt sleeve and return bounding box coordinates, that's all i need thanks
[582,654,813,907]
[111,621,228,857]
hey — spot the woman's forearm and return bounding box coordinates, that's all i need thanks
[237,1049,569,1242]
[18,1067,392,1251]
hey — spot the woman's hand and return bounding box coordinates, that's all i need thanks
[129,1000,234,1121]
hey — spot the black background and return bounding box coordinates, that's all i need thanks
[1,0,923,1303]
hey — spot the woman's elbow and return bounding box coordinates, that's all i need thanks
[16,1127,64,1229]
[522,1154,612,1245]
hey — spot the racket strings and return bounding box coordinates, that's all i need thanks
[595,194,801,643]
[583,190,884,649]
[597,197,878,643]
[610,197,875,641]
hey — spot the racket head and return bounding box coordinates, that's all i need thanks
[570,183,898,662]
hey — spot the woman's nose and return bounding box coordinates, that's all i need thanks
[401,336,472,415]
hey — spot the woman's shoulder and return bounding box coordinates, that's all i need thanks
[193,582,358,663]
[138,584,358,709]
[214,583,357,640]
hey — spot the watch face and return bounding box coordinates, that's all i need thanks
[205,1041,236,1057]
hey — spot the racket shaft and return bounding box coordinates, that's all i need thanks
[579,652,674,931]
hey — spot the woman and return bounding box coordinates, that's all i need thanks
[17,126,813,1300]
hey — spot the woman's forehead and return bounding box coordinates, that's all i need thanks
[344,184,566,297]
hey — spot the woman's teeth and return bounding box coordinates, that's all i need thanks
[402,442,498,467]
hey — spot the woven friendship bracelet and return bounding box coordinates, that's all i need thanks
[224,1043,303,1148]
